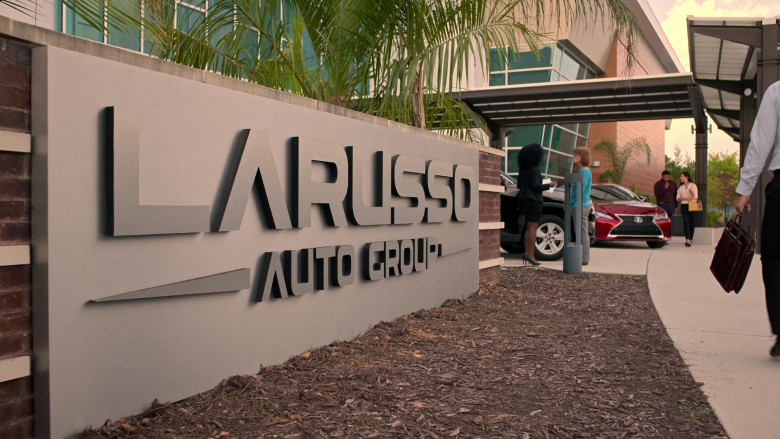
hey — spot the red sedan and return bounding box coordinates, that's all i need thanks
[590,184,672,248]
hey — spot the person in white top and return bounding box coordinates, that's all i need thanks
[676,171,698,247]
[734,79,780,358]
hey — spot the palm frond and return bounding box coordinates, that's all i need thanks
[59,0,641,142]
[597,170,618,183]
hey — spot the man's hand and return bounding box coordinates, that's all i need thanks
[734,194,751,215]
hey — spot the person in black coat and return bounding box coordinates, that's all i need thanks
[515,143,555,265]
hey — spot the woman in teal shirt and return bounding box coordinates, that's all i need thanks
[571,147,592,265]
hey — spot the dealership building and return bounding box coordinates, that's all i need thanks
[11,0,683,194]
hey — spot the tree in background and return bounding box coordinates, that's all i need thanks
[592,137,651,185]
[707,151,739,225]
[663,146,695,183]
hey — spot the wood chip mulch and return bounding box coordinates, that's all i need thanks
[75,267,727,439]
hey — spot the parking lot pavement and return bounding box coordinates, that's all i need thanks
[501,240,653,275]
[502,234,780,439]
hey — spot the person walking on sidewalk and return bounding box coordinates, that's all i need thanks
[654,170,677,218]
[734,79,780,359]
[571,147,592,265]
[516,143,555,266]
[676,171,698,247]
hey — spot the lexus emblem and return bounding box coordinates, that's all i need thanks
[634,216,643,224]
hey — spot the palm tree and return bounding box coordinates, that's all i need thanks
[593,137,651,185]
[372,0,638,131]
[59,0,639,140]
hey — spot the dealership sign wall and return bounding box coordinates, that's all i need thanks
[31,47,478,438]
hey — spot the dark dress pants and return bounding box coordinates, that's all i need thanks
[658,203,675,218]
[681,204,695,241]
[761,174,780,336]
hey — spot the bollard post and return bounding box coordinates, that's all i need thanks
[563,172,583,274]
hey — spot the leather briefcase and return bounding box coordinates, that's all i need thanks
[710,213,755,294]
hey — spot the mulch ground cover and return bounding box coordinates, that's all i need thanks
[76,267,727,439]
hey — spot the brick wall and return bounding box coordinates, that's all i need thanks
[589,41,667,197]
[478,151,502,285]
[617,119,666,197]
[0,35,34,439]
[588,121,617,185]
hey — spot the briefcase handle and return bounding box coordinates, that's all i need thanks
[736,210,750,228]
[732,210,753,238]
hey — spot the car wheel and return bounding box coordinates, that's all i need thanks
[646,241,666,248]
[534,214,565,261]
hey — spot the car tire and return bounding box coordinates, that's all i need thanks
[534,214,566,261]
[646,241,666,248]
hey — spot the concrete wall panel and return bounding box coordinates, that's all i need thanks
[31,46,479,438]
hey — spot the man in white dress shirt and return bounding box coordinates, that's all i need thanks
[735,79,780,358]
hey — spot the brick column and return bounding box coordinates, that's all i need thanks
[478,150,503,285]
[0,36,34,439]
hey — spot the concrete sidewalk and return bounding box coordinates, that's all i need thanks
[502,233,780,439]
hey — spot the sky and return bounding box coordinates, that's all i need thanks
[645,0,777,163]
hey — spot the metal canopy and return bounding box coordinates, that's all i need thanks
[687,17,779,141]
[451,73,706,141]
[687,15,780,251]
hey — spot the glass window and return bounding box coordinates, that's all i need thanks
[66,6,103,42]
[546,151,572,178]
[550,126,576,154]
[506,149,521,174]
[489,73,506,86]
[542,124,553,147]
[559,51,581,81]
[282,0,296,29]
[508,45,553,69]
[575,136,588,147]
[108,6,141,51]
[303,33,319,70]
[559,123,578,133]
[553,45,562,70]
[177,4,205,35]
[239,27,260,64]
[489,48,503,71]
[576,64,588,80]
[507,125,543,147]
[209,16,231,69]
[577,123,590,137]
[539,150,549,174]
[508,70,551,84]
[143,1,176,54]
[55,0,63,32]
